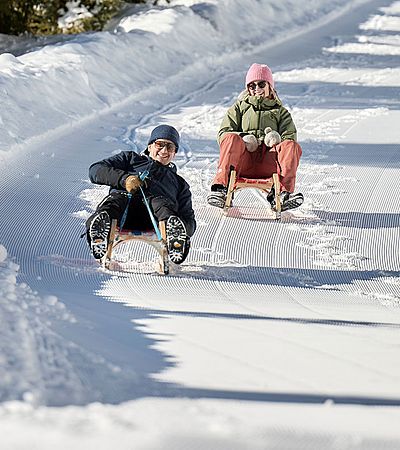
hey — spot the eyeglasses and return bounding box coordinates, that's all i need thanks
[153,140,176,153]
[247,81,267,90]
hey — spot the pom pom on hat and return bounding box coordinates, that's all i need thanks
[245,63,274,89]
[148,125,180,151]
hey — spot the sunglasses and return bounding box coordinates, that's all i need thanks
[153,140,176,153]
[247,81,267,90]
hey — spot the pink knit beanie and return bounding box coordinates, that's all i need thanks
[245,63,274,89]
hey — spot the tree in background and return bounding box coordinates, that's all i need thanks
[29,0,66,35]
[0,0,149,36]
[0,0,34,35]
[56,0,123,34]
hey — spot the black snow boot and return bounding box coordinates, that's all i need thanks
[89,211,111,259]
[268,189,304,212]
[166,216,190,264]
[207,184,227,209]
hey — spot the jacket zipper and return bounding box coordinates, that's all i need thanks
[257,97,262,153]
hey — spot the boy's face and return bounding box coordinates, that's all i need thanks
[148,139,176,165]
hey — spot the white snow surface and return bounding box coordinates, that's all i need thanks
[1,0,400,448]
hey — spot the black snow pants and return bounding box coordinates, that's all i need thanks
[85,192,178,234]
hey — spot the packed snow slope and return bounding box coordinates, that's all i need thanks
[1,0,400,448]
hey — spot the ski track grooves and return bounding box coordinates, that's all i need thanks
[121,75,232,149]
[1,0,400,423]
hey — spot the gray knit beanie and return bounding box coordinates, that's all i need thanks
[148,125,180,151]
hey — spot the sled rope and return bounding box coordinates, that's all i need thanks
[139,186,162,241]
[118,169,162,240]
[119,169,154,233]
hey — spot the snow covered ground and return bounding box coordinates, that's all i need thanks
[1,0,400,448]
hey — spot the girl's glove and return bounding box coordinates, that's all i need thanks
[264,127,281,147]
[242,134,259,153]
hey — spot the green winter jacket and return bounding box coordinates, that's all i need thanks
[217,91,297,144]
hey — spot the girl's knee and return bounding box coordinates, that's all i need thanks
[277,140,302,154]
[220,133,244,145]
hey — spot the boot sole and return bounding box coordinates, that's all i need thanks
[89,212,111,259]
[166,216,187,264]
[275,194,304,212]
[207,193,226,209]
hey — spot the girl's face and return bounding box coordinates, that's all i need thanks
[247,80,270,98]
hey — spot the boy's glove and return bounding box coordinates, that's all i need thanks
[242,134,259,153]
[264,127,281,147]
[124,175,142,193]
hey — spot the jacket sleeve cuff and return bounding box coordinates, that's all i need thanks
[119,173,129,190]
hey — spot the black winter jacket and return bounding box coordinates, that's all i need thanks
[89,151,196,236]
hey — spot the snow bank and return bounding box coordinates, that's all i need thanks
[0,0,369,157]
[0,248,81,405]
[0,245,142,406]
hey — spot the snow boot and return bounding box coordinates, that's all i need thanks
[268,189,304,212]
[89,211,111,259]
[166,216,189,264]
[207,185,227,209]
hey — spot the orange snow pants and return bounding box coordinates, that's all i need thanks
[212,133,302,193]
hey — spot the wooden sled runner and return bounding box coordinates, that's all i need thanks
[101,219,169,275]
[224,169,282,220]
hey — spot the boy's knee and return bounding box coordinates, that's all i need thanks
[151,196,177,221]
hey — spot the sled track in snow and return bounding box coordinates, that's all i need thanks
[0,0,399,323]
[1,77,399,318]
[1,3,400,431]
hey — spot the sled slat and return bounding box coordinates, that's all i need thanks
[224,170,281,220]
[101,220,169,274]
